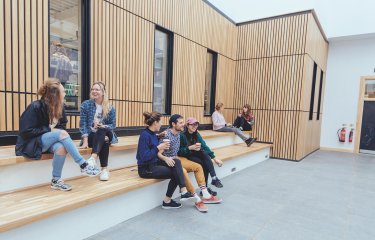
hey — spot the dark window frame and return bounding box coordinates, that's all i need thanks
[48,0,91,115]
[152,26,174,115]
[309,62,318,120]
[316,70,324,120]
[203,49,218,116]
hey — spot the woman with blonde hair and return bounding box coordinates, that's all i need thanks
[80,82,117,181]
[15,79,101,191]
[212,102,256,147]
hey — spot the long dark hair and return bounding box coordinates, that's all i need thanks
[241,104,253,120]
[37,79,63,123]
[184,128,199,145]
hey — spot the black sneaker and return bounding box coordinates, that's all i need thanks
[180,192,196,202]
[211,178,223,188]
[245,137,257,147]
[162,199,182,209]
[200,187,217,196]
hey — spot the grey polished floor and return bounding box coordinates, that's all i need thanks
[86,150,375,240]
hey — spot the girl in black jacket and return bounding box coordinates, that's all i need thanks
[15,79,101,191]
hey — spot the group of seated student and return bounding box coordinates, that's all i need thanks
[137,112,222,212]
[16,79,116,191]
[212,102,256,147]
[15,79,256,212]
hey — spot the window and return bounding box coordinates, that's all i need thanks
[204,50,217,115]
[49,0,81,111]
[316,70,324,120]
[309,62,318,120]
[365,80,375,98]
[153,27,173,115]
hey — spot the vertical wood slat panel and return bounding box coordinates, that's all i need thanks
[0,0,4,130]
[1,0,327,162]
[0,0,4,92]
[234,12,327,160]
[30,0,37,95]
[11,0,19,130]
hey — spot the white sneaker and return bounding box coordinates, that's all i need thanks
[87,156,97,167]
[100,169,110,181]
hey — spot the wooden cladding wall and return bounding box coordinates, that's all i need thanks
[90,0,238,128]
[237,14,308,60]
[305,14,328,71]
[0,0,328,162]
[105,0,238,60]
[215,55,237,122]
[235,12,328,160]
[0,0,49,132]
[91,0,155,128]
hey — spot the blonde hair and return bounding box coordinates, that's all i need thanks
[215,102,224,111]
[37,78,63,123]
[91,82,112,119]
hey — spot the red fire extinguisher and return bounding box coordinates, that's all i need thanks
[349,128,354,143]
[337,127,346,142]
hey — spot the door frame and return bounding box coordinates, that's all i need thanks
[354,75,375,153]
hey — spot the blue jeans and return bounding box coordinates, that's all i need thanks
[41,130,86,180]
[215,126,248,141]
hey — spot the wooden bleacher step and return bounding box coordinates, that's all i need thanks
[0,130,237,167]
[0,142,270,233]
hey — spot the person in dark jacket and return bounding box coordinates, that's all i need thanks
[15,79,101,191]
[179,117,224,193]
[136,111,195,209]
[233,104,255,131]
[79,82,117,181]
[233,104,257,143]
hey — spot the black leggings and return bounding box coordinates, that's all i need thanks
[187,151,217,185]
[88,128,113,167]
[138,159,186,198]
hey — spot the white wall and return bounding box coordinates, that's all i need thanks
[207,0,375,38]
[320,34,375,151]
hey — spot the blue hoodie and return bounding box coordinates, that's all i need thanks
[136,128,159,166]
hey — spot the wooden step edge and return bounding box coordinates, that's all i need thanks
[219,143,272,161]
[0,164,138,196]
[0,131,236,167]
[0,143,272,195]
[0,143,273,232]
[0,176,160,233]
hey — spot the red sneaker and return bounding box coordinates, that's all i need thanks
[195,201,208,212]
[202,195,223,204]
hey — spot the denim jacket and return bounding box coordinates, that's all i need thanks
[79,99,118,144]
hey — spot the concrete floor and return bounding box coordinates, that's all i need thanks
[86,150,375,240]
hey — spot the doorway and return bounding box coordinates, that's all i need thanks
[355,76,375,154]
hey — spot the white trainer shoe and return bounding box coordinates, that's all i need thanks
[87,156,97,167]
[100,169,110,181]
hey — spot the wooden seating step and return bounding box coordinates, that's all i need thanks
[0,142,271,232]
[0,130,236,167]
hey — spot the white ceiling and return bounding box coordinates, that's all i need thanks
[207,0,375,39]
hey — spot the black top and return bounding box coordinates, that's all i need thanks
[15,100,67,159]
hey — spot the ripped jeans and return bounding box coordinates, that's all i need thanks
[41,130,86,180]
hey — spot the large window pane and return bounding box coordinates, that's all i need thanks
[153,29,171,114]
[204,51,217,115]
[49,0,81,111]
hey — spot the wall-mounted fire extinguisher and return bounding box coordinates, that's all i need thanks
[349,124,354,143]
[337,124,346,142]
